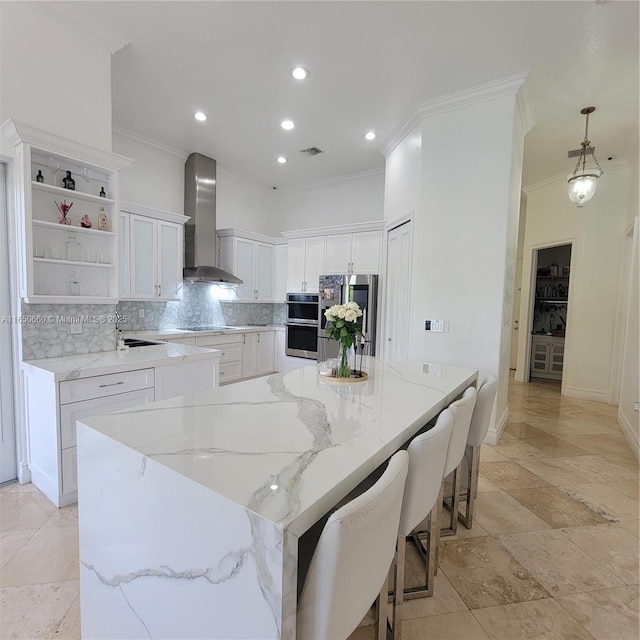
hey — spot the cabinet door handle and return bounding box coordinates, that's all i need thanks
[158,284,162,297]
[99,381,125,388]
[258,333,260,343]
[243,334,246,344]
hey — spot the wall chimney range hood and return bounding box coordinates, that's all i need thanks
[183,152,242,285]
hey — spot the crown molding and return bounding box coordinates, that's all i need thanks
[217,228,284,244]
[216,167,273,193]
[26,1,129,54]
[523,157,630,192]
[2,119,132,171]
[277,167,385,194]
[281,220,385,239]
[381,72,529,157]
[516,77,535,134]
[112,126,188,160]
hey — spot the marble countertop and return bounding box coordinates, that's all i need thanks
[124,325,285,339]
[78,357,477,536]
[21,343,221,382]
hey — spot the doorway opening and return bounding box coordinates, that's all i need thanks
[529,243,572,383]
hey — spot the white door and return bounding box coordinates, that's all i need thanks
[304,236,325,293]
[158,221,181,300]
[256,243,274,300]
[242,333,258,378]
[0,162,16,483]
[351,231,381,274]
[130,215,157,298]
[235,238,255,300]
[384,221,412,361]
[325,234,352,274]
[256,331,275,375]
[287,238,306,292]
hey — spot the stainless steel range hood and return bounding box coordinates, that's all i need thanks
[183,153,242,285]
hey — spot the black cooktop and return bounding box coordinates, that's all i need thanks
[176,326,233,332]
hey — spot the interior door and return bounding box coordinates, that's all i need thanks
[384,221,412,361]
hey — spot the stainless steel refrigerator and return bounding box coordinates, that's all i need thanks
[317,274,378,362]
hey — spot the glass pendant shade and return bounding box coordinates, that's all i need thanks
[567,170,601,207]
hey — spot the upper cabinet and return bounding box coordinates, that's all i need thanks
[219,229,284,302]
[1,120,132,304]
[325,230,381,274]
[286,236,325,293]
[120,202,188,301]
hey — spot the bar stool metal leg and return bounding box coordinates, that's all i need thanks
[458,444,480,529]
[440,464,461,537]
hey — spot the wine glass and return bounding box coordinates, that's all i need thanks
[81,167,93,183]
[47,157,60,183]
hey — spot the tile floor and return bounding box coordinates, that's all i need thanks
[0,375,638,640]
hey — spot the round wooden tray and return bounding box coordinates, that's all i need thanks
[318,371,369,383]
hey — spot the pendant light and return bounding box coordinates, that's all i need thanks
[567,107,604,207]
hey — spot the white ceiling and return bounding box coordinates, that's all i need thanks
[48,1,639,190]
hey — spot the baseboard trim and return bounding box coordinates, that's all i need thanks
[17,461,31,484]
[484,406,509,446]
[562,385,611,403]
[617,410,639,460]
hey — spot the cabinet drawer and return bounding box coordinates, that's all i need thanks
[195,334,242,348]
[214,342,243,363]
[60,387,155,450]
[219,360,243,384]
[59,368,154,404]
[165,337,197,345]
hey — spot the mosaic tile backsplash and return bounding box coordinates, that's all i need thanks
[21,286,286,360]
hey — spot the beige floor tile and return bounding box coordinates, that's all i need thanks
[561,523,640,585]
[492,440,547,460]
[616,519,640,538]
[399,610,491,640]
[52,593,80,639]
[0,482,18,496]
[347,625,375,640]
[0,491,57,533]
[8,482,42,494]
[518,457,596,487]
[560,482,640,522]
[556,585,639,640]
[472,598,595,639]
[506,486,608,529]
[498,529,625,596]
[559,455,638,483]
[437,509,490,540]
[477,474,500,493]
[479,461,551,491]
[617,479,640,499]
[0,525,79,587]
[480,445,509,463]
[0,580,78,640]
[557,433,634,455]
[397,571,467,621]
[472,490,551,535]
[525,435,591,458]
[600,452,639,472]
[0,529,36,570]
[439,537,548,609]
[41,504,78,529]
[504,422,550,439]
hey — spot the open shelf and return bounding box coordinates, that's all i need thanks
[536,298,568,304]
[24,295,120,304]
[33,258,115,268]
[32,220,115,237]
[32,181,115,205]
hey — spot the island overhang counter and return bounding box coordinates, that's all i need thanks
[77,357,477,639]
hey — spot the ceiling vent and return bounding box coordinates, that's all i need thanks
[568,146,594,159]
[299,146,324,156]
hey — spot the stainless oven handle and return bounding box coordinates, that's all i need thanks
[286,321,319,327]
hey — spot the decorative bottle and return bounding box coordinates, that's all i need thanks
[62,170,75,190]
[65,235,82,262]
[99,187,106,198]
[36,170,44,183]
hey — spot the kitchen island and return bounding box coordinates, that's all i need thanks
[77,357,477,639]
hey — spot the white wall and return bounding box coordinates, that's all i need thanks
[516,166,634,403]
[384,84,527,443]
[276,170,385,232]
[0,3,112,154]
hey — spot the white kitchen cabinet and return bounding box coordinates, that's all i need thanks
[195,334,244,385]
[163,337,197,345]
[155,360,218,400]
[530,335,565,381]
[242,330,276,378]
[1,120,132,304]
[325,231,381,274]
[273,243,288,302]
[219,229,277,301]
[286,236,325,293]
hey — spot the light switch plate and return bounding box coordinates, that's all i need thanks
[138,309,145,318]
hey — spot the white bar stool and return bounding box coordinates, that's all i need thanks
[296,450,409,640]
[458,374,498,529]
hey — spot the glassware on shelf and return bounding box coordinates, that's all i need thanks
[47,157,60,182]
[65,235,82,261]
[49,246,62,260]
[34,245,44,258]
[81,167,93,183]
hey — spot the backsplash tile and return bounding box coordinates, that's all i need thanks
[22,287,286,360]
[21,303,117,360]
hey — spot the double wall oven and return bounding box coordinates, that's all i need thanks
[285,293,319,359]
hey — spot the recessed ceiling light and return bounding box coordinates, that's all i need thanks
[281,120,295,130]
[364,131,376,141]
[290,67,310,80]
[193,112,207,122]
[276,156,287,164]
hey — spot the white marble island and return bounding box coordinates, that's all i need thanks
[77,357,477,639]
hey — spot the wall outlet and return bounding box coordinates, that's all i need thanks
[138,308,145,318]
[425,319,445,332]
[70,320,82,335]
